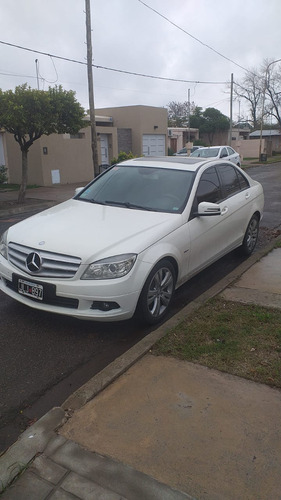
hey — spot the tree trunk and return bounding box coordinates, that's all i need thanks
[18,149,28,204]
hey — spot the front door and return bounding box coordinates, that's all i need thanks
[100,134,109,165]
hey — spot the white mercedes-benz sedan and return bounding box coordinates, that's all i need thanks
[0,157,264,324]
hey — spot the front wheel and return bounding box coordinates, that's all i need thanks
[137,260,176,325]
[240,214,259,256]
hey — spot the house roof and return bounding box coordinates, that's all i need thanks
[249,129,281,137]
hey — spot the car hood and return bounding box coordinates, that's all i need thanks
[7,199,182,262]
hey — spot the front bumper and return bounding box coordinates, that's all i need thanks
[0,256,147,322]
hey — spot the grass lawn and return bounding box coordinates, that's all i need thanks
[153,297,281,388]
[243,155,281,165]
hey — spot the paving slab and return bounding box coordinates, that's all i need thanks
[221,248,281,309]
[60,354,281,500]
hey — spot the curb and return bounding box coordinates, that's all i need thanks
[0,408,66,492]
[0,201,58,218]
[1,234,281,492]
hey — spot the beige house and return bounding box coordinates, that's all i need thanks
[1,105,168,186]
[167,127,199,154]
[97,105,168,159]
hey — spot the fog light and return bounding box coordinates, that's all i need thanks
[91,301,120,311]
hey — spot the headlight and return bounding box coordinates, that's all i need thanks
[0,230,8,260]
[81,253,137,280]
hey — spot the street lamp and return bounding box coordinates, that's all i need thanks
[259,58,281,160]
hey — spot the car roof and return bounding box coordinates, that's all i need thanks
[118,156,218,172]
[196,145,228,149]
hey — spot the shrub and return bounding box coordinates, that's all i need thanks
[0,165,8,184]
[111,151,137,165]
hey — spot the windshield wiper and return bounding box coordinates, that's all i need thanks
[105,200,154,211]
[78,198,106,205]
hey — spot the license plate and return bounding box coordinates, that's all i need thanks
[18,279,43,301]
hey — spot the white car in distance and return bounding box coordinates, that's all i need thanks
[191,145,241,166]
[0,157,264,325]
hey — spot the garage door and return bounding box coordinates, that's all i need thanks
[142,134,165,156]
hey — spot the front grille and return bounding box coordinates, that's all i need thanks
[8,242,81,278]
[5,275,79,309]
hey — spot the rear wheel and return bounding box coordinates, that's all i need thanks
[240,214,259,256]
[137,260,176,325]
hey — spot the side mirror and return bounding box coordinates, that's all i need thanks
[220,152,227,158]
[195,201,221,216]
[74,187,84,196]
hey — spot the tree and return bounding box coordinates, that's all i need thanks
[190,107,229,144]
[263,60,281,128]
[189,106,205,129]
[201,108,230,144]
[233,69,262,128]
[0,84,86,203]
[167,100,196,127]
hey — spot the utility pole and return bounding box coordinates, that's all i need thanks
[187,88,191,143]
[229,73,233,146]
[35,59,40,89]
[85,0,99,177]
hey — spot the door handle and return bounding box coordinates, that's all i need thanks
[245,192,250,199]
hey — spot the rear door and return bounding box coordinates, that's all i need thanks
[227,146,240,165]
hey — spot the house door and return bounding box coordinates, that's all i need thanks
[142,134,165,156]
[170,138,177,154]
[100,134,109,165]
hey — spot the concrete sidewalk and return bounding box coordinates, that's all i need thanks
[1,186,281,499]
[0,183,83,216]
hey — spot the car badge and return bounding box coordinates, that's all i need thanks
[26,252,42,272]
[38,241,45,246]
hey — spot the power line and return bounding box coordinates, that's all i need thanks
[137,0,249,73]
[0,39,228,85]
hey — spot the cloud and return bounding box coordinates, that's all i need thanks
[0,0,280,121]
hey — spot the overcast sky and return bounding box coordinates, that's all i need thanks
[1,0,280,122]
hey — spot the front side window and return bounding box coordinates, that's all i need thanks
[193,166,222,210]
[77,165,195,213]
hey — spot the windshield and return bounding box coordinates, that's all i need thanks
[191,148,220,158]
[77,165,195,213]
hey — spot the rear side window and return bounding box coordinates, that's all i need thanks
[220,147,228,158]
[217,164,249,197]
[236,169,249,189]
[227,147,235,155]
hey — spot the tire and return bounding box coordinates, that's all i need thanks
[240,214,259,256]
[137,260,176,325]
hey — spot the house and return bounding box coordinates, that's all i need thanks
[167,127,199,154]
[97,105,168,159]
[249,129,281,155]
[1,105,168,186]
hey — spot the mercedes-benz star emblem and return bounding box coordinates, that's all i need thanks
[26,252,42,273]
